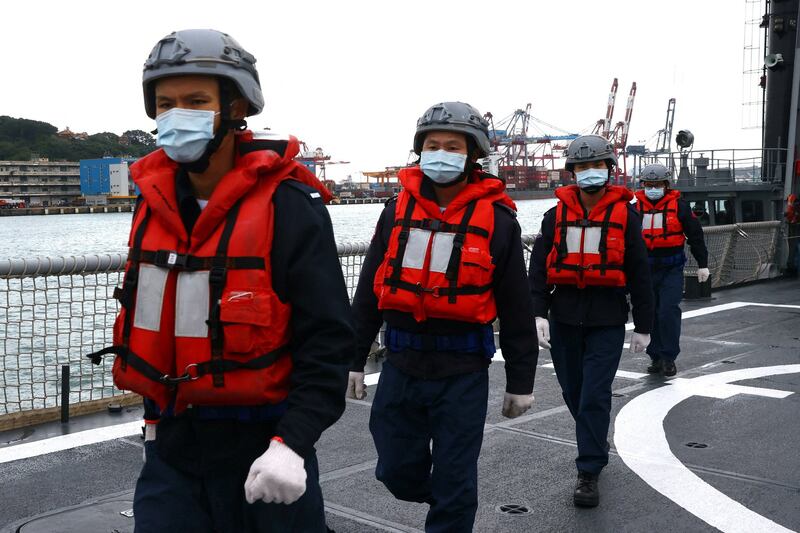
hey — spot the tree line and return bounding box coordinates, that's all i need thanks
[0,116,156,161]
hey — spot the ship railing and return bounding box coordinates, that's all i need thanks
[635,148,789,185]
[0,224,782,427]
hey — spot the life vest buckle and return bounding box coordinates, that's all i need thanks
[209,266,227,286]
[154,249,187,269]
[160,363,200,385]
[578,219,591,227]
[416,285,442,297]
[422,219,442,232]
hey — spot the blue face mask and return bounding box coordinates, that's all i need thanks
[156,108,218,163]
[420,150,467,184]
[644,187,665,201]
[575,168,608,191]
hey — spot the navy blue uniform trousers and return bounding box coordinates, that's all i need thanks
[369,360,488,533]
[646,264,684,363]
[549,321,625,475]
[133,419,326,533]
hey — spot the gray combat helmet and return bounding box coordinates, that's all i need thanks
[564,134,617,171]
[142,29,264,119]
[413,102,491,158]
[639,163,672,183]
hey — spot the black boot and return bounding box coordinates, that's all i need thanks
[662,360,677,377]
[573,471,599,507]
[647,359,662,373]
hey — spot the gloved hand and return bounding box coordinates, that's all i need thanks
[630,332,651,353]
[502,392,534,418]
[535,317,551,349]
[143,422,156,462]
[245,438,307,505]
[346,371,366,400]
[697,267,710,283]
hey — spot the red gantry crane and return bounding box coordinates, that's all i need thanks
[295,142,350,192]
[590,78,636,187]
[484,104,579,190]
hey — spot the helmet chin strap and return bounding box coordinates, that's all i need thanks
[579,184,605,194]
[180,81,247,174]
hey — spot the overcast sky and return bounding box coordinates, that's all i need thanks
[1,0,763,181]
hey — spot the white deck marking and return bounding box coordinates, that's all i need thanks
[540,362,647,380]
[614,365,799,533]
[4,301,796,460]
[0,421,141,464]
[624,301,800,330]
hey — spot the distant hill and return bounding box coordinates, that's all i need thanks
[0,116,156,161]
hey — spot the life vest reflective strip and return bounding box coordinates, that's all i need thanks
[546,185,629,288]
[635,191,685,250]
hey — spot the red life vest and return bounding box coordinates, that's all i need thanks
[373,167,515,324]
[634,189,686,250]
[546,185,631,288]
[786,194,800,224]
[88,131,331,414]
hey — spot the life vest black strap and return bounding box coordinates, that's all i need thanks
[119,208,151,370]
[86,345,287,387]
[393,218,489,238]
[598,204,616,275]
[130,250,264,271]
[551,263,625,272]
[555,203,569,270]
[643,231,685,239]
[556,219,624,230]
[445,201,478,304]
[204,200,244,388]
[389,196,417,294]
[382,277,492,297]
[86,345,169,385]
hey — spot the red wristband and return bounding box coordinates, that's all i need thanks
[271,436,284,444]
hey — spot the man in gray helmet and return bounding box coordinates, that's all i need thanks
[89,29,354,532]
[634,163,708,377]
[349,101,538,531]
[528,134,654,507]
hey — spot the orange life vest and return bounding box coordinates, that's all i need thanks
[88,131,331,414]
[786,194,800,224]
[373,167,515,324]
[546,185,631,288]
[634,189,686,250]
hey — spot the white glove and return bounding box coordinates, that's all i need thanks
[697,268,710,283]
[245,439,307,505]
[346,371,366,400]
[535,317,551,349]
[143,423,156,462]
[502,392,534,418]
[630,332,651,353]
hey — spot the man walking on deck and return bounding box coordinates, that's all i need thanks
[88,29,354,532]
[529,134,654,507]
[635,163,709,377]
[349,101,538,532]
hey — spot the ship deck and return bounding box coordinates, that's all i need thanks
[1,278,799,532]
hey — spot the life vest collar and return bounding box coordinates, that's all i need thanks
[634,188,681,211]
[398,166,515,219]
[555,184,633,218]
[131,131,328,246]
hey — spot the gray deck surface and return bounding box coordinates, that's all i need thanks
[1,279,799,532]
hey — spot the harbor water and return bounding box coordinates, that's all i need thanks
[0,199,557,259]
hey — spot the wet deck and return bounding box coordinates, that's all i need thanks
[1,278,799,532]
